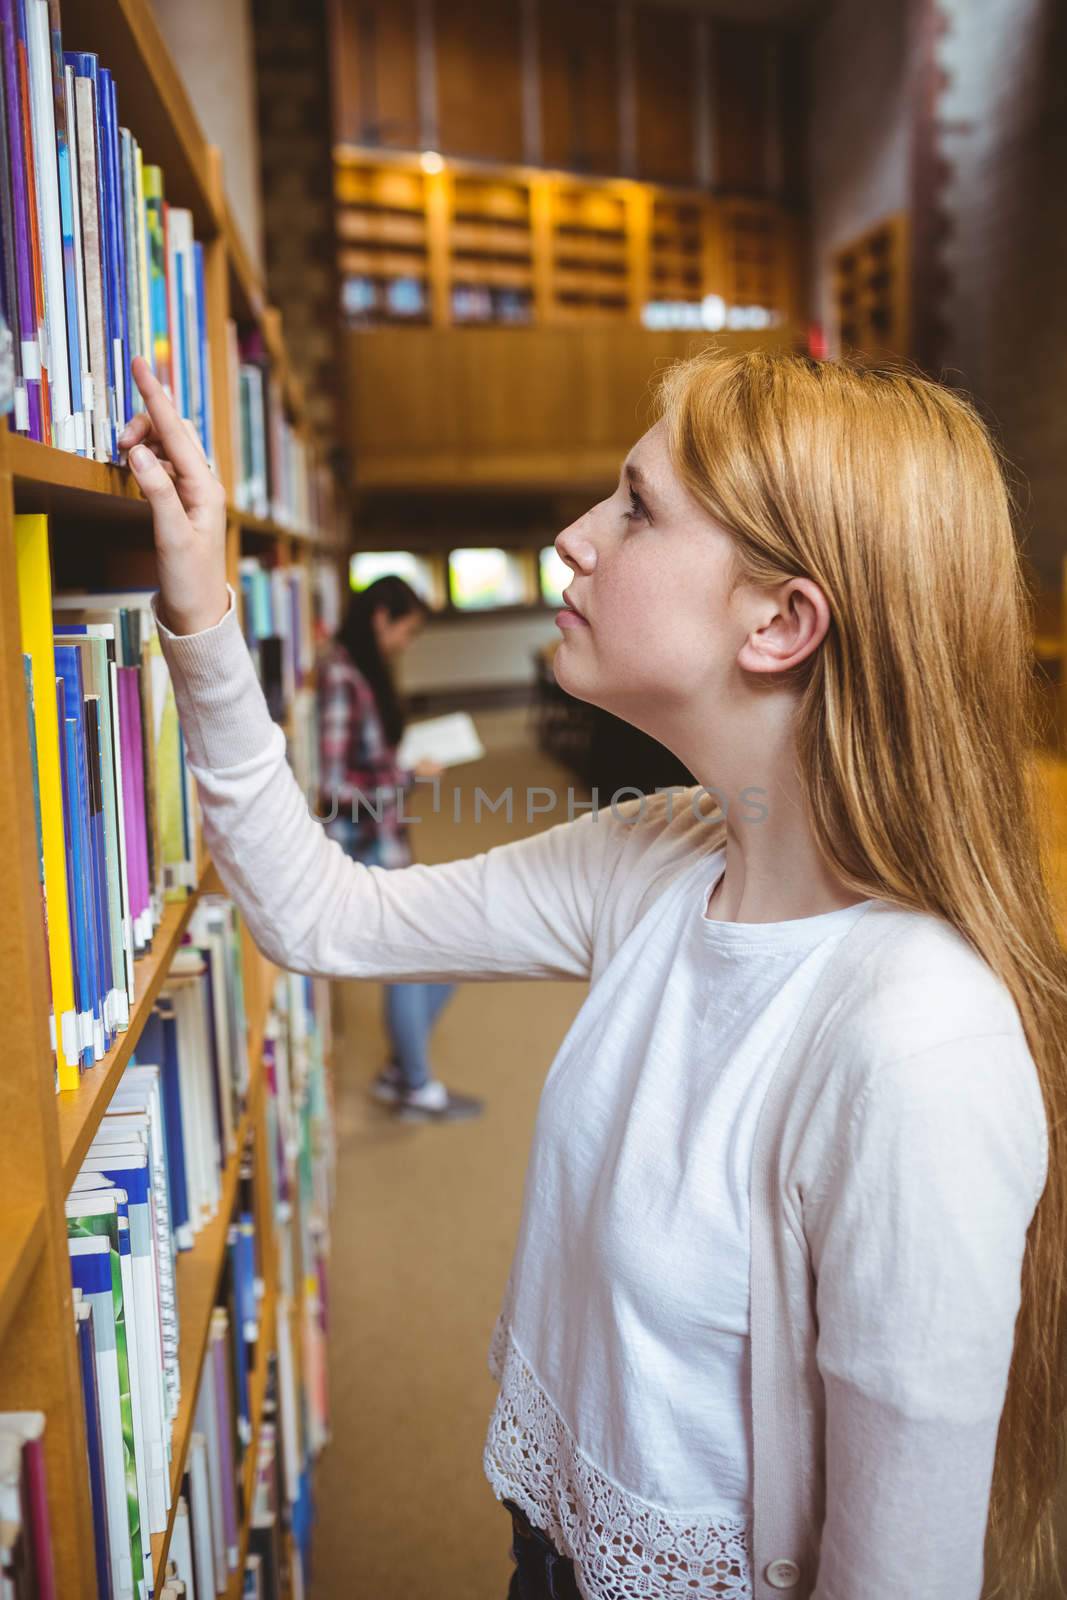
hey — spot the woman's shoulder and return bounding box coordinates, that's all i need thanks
[832,902,1025,1052]
[320,645,372,696]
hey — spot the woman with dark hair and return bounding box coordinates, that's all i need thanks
[318,573,485,1122]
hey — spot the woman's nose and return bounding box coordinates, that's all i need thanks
[555,515,597,574]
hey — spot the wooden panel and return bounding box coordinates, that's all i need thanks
[435,0,524,162]
[712,21,771,193]
[633,6,698,186]
[538,0,621,175]
[329,0,420,149]
[343,324,798,490]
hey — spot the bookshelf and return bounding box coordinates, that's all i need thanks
[831,212,911,362]
[0,2,346,1597]
[334,145,803,330]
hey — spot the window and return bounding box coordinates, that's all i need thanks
[448,547,528,611]
[539,546,571,607]
[350,550,438,605]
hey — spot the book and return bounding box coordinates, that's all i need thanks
[14,513,79,1086]
[396,711,486,769]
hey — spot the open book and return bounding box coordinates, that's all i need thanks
[397,712,486,770]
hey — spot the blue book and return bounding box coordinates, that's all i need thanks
[57,681,91,1066]
[226,1227,251,1441]
[83,696,116,1038]
[75,1299,114,1599]
[152,999,192,1250]
[55,128,85,450]
[97,66,124,448]
[193,240,211,458]
[103,71,132,432]
[174,245,189,420]
[68,711,105,1057]
[236,1212,256,1333]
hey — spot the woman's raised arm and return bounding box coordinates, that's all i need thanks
[125,355,621,984]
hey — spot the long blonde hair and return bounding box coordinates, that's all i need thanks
[655,346,1067,1599]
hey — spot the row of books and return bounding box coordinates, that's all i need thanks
[66,896,249,1600]
[227,323,331,537]
[0,0,213,460]
[262,972,334,1591]
[237,556,315,727]
[16,514,200,1089]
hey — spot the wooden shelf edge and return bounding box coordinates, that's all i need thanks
[150,1054,265,1581]
[7,433,147,514]
[0,1202,46,1348]
[57,885,204,1186]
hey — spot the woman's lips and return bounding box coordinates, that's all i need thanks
[556,607,589,629]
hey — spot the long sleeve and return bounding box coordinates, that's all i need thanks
[155,591,627,982]
[803,1030,1048,1599]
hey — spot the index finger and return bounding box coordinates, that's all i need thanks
[130,355,207,480]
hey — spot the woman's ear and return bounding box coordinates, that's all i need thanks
[736,578,829,675]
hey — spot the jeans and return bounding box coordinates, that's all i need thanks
[503,1499,581,1600]
[384,980,456,1090]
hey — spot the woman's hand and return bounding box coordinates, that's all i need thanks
[413,757,445,779]
[122,353,230,636]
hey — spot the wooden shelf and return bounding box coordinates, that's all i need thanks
[58,0,220,238]
[3,435,337,551]
[149,1055,265,1582]
[8,434,148,522]
[0,1204,46,1350]
[56,893,203,1186]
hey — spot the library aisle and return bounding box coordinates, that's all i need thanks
[310,710,589,1599]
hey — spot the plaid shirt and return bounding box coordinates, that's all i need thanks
[317,643,415,868]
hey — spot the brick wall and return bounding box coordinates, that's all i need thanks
[250,0,341,447]
[806,0,1067,586]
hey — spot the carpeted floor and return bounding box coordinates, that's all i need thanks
[309,706,590,1599]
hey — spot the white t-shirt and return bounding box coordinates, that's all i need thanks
[484,844,876,1599]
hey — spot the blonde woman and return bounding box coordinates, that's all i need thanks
[123,347,1066,1600]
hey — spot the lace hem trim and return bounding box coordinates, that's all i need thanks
[484,1325,754,1600]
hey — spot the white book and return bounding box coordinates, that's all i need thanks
[275,1297,300,1506]
[187,1435,217,1600]
[73,74,111,461]
[63,64,93,454]
[164,208,183,411]
[83,1141,170,1531]
[397,712,486,770]
[68,1230,134,1600]
[169,1494,196,1600]
[193,1367,226,1586]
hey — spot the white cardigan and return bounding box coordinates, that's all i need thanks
[156,594,1049,1600]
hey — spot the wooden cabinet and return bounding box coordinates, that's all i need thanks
[634,5,699,186]
[329,0,421,149]
[434,0,525,162]
[538,0,622,175]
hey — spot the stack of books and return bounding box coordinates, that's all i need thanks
[262,970,334,1592]
[65,895,251,1600]
[0,1413,55,1598]
[237,555,314,726]
[0,0,213,460]
[227,321,333,535]
[16,514,200,1088]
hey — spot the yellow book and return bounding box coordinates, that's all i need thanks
[15,515,81,1090]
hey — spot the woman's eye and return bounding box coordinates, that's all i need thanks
[624,488,646,522]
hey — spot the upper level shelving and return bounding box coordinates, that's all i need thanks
[333,144,802,332]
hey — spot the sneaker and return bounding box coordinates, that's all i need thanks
[369,1061,406,1105]
[394,1078,486,1123]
